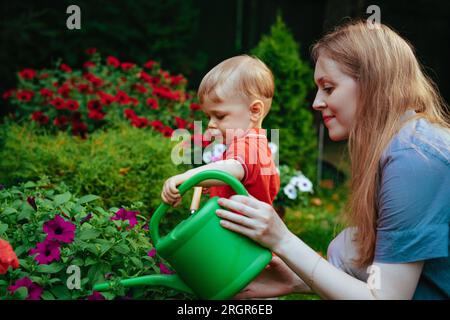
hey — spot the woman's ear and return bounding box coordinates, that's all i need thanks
[249,100,265,123]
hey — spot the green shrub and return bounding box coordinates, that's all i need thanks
[0,121,194,221]
[251,14,317,178]
[0,178,194,300]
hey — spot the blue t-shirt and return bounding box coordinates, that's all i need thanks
[375,110,450,299]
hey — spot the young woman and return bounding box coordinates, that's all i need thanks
[215,20,450,299]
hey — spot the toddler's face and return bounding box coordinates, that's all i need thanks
[202,95,253,144]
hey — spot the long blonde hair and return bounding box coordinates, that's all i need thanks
[312,20,450,267]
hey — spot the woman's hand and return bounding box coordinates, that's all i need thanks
[215,195,293,252]
[233,255,311,299]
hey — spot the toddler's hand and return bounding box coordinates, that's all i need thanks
[161,174,184,207]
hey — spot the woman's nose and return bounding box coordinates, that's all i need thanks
[312,93,326,111]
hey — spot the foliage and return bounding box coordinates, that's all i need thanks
[0,178,194,300]
[251,14,317,178]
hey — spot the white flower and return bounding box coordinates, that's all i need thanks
[212,143,227,158]
[268,142,278,156]
[283,183,298,200]
[202,150,212,163]
[293,175,313,193]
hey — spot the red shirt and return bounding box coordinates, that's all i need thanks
[209,128,280,205]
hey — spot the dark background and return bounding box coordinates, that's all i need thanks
[1,0,449,122]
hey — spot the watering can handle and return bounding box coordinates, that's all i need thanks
[150,170,249,245]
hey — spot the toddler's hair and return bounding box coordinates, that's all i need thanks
[198,55,274,117]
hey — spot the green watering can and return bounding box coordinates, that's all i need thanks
[93,170,272,299]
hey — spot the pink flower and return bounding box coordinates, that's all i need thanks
[8,277,43,300]
[43,214,76,243]
[111,208,138,229]
[87,291,106,300]
[159,263,175,274]
[28,240,61,265]
[148,248,156,258]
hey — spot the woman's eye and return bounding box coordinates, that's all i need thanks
[323,87,334,94]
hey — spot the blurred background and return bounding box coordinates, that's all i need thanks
[1,0,449,173]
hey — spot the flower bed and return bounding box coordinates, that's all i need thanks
[0,178,194,300]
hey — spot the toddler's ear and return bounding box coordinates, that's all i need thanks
[249,100,264,121]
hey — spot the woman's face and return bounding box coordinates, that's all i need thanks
[312,55,359,141]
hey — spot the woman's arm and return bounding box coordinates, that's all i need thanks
[216,195,424,300]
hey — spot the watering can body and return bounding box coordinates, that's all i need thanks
[94,170,272,300]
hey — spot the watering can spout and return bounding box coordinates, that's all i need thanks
[93,274,194,295]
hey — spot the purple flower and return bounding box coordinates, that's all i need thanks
[27,196,37,211]
[159,263,175,275]
[142,224,149,231]
[43,214,76,243]
[87,291,106,300]
[8,277,43,300]
[110,208,138,229]
[148,248,156,258]
[28,240,61,265]
[80,212,93,225]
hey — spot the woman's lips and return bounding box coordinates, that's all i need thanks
[323,116,335,124]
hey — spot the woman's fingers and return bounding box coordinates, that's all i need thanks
[217,217,254,239]
[217,197,259,218]
[216,208,255,229]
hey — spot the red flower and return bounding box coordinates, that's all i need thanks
[132,84,148,94]
[175,116,188,129]
[124,109,137,119]
[77,84,91,94]
[65,99,79,111]
[170,75,185,86]
[16,89,34,102]
[40,73,49,79]
[40,88,53,98]
[85,48,97,55]
[190,103,201,111]
[84,73,103,87]
[60,63,72,73]
[140,71,160,86]
[31,111,49,125]
[57,83,71,98]
[72,121,88,138]
[18,68,36,80]
[88,109,105,121]
[121,62,135,71]
[131,116,149,128]
[0,239,19,275]
[159,69,170,79]
[106,56,120,68]
[146,98,158,110]
[144,60,156,69]
[152,86,180,101]
[50,97,66,110]
[87,100,102,111]
[162,126,174,137]
[98,91,115,106]
[54,115,69,127]
[150,120,164,131]
[115,90,131,105]
[3,89,15,100]
[83,61,96,69]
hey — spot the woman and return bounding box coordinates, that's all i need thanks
[215,20,450,299]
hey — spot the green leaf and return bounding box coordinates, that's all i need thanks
[17,206,34,221]
[113,243,130,255]
[2,207,17,215]
[54,192,71,206]
[36,263,65,274]
[14,287,28,300]
[23,181,37,189]
[50,285,71,299]
[77,194,100,205]
[41,291,55,300]
[78,228,100,241]
[0,280,8,286]
[85,256,97,266]
[0,223,8,236]
[130,257,143,269]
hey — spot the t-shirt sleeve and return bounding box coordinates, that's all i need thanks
[224,138,256,185]
[375,147,450,263]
